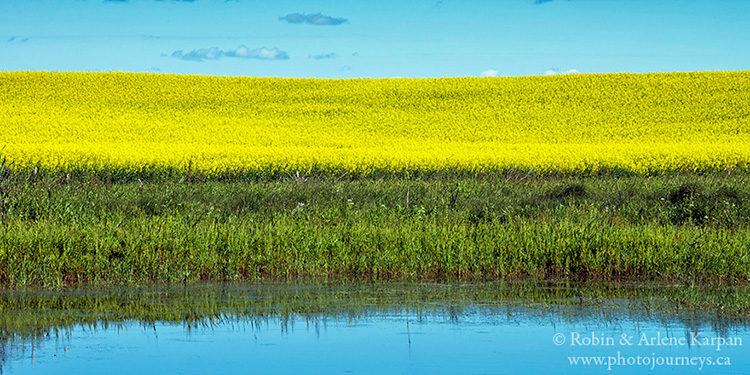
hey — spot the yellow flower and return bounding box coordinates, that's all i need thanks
[1,71,748,173]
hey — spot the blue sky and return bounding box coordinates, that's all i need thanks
[1,0,748,78]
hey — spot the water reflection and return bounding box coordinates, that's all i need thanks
[1,282,749,374]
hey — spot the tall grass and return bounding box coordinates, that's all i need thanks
[1,169,748,287]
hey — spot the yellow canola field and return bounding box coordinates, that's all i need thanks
[1,71,749,173]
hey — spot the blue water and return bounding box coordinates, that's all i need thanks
[4,311,749,374]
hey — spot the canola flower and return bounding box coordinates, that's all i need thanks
[1,71,749,173]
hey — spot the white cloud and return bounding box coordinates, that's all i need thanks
[170,45,289,62]
[171,47,223,62]
[228,45,251,58]
[279,13,348,26]
[225,46,289,60]
[309,52,336,60]
[481,69,499,77]
[543,68,581,76]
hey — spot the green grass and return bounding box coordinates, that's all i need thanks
[1,168,749,287]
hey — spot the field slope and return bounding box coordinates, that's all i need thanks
[1,71,749,173]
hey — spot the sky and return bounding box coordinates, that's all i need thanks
[1,0,748,78]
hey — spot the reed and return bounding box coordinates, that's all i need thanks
[0,169,748,287]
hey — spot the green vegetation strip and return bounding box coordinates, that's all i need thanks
[1,169,749,287]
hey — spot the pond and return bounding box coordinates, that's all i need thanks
[1,282,749,374]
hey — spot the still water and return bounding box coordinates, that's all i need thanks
[1,283,748,374]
